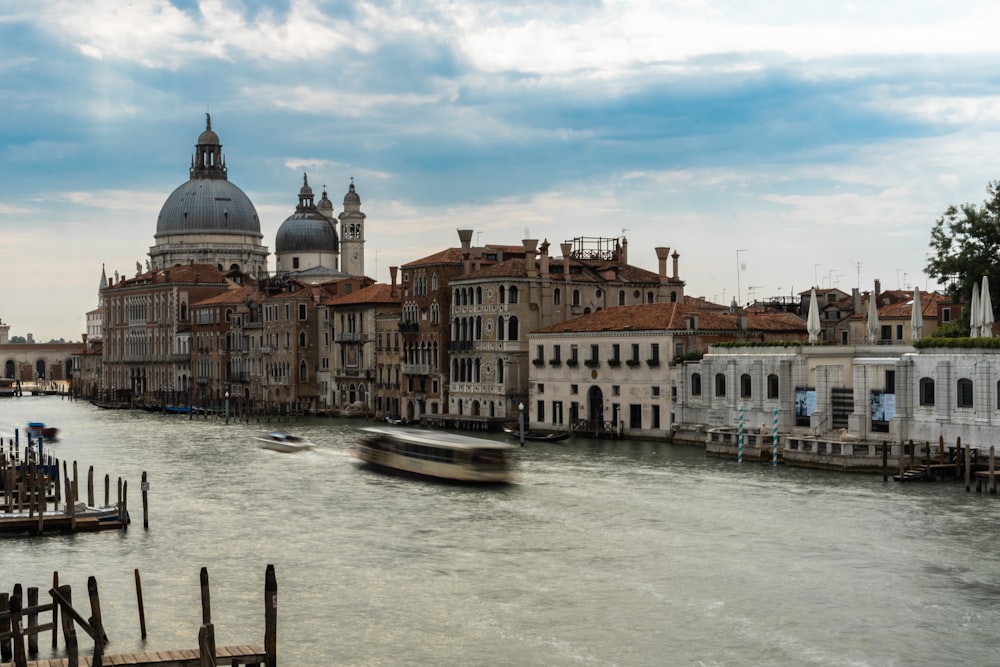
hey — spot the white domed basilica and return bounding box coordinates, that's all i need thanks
[149,114,269,276]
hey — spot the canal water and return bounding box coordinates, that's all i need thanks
[2,396,999,666]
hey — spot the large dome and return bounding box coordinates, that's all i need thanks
[156,178,261,236]
[154,114,262,238]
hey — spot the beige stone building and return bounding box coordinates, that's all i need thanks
[442,231,686,429]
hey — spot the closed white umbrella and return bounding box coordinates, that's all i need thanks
[910,288,924,342]
[807,287,822,344]
[971,282,982,338]
[867,289,881,344]
[981,275,994,338]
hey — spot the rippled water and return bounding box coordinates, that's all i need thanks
[3,396,999,666]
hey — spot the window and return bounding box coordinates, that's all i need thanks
[714,373,726,397]
[618,290,626,305]
[612,385,620,396]
[570,384,578,395]
[767,374,779,399]
[537,400,545,422]
[651,386,660,397]
[691,373,702,396]
[885,370,895,394]
[651,405,661,429]
[957,378,974,408]
[572,289,581,306]
[895,324,903,341]
[919,377,935,406]
[553,401,563,425]
[509,286,519,303]
[298,303,307,320]
[569,345,579,366]
[610,344,621,366]
[552,345,561,363]
[292,257,300,269]
[649,343,660,366]
[499,285,506,304]
[629,404,642,429]
[740,373,752,398]
[537,383,544,394]
[554,288,561,305]
[942,307,951,323]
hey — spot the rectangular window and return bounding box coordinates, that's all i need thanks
[552,345,561,362]
[611,344,620,362]
[590,344,599,363]
[651,405,661,429]
[631,343,639,363]
[885,370,896,394]
[612,385,620,397]
[553,401,564,425]
[896,324,903,341]
[650,343,660,363]
[570,384,578,395]
[942,307,951,323]
[298,303,307,320]
[537,383,544,394]
[536,400,545,422]
[651,386,660,397]
[629,404,642,429]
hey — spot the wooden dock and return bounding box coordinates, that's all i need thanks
[2,566,276,667]
[24,644,266,666]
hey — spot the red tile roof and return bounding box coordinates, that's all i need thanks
[533,303,807,334]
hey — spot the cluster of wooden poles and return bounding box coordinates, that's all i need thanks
[889,435,1000,493]
[0,566,276,667]
[0,436,146,533]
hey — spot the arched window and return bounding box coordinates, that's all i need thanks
[497,317,505,341]
[957,378,974,408]
[476,286,482,304]
[670,291,678,302]
[740,374,752,398]
[553,288,561,305]
[572,290,581,306]
[299,332,307,347]
[647,291,654,304]
[691,372,702,396]
[499,285,506,304]
[920,377,935,406]
[476,316,482,339]
[618,290,626,305]
[509,285,519,304]
[298,360,308,382]
[767,374,779,399]
[714,373,726,397]
[508,316,519,341]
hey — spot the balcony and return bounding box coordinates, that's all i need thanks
[548,359,562,367]
[626,359,641,368]
[607,359,621,368]
[532,358,545,367]
[402,363,431,375]
[335,332,370,343]
[447,340,473,352]
[566,359,579,367]
[646,359,660,367]
[584,359,600,368]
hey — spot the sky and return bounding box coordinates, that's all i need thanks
[3,0,1000,341]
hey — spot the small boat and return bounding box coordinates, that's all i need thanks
[501,424,570,442]
[385,415,407,425]
[26,422,59,441]
[163,405,192,414]
[254,431,316,453]
[355,427,516,483]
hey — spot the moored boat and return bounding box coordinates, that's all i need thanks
[355,426,516,483]
[501,424,570,442]
[254,431,316,453]
[26,422,59,441]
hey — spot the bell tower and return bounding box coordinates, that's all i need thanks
[339,179,366,277]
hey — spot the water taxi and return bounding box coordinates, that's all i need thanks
[355,427,516,483]
[254,431,316,453]
[26,422,59,441]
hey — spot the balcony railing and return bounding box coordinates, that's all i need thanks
[402,363,431,375]
[447,340,474,351]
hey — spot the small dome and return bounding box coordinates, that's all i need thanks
[276,214,338,253]
[198,113,220,145]
[317,188,334,216]
[344,181,361,206]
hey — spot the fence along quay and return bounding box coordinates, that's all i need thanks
[0,565,276,667]
[0,434,142,534]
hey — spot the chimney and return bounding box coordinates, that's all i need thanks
[458,229,474,276]
[672,250,680,280]
[874,279,882,304]
[738,310,749,331]
[655,247,670,283]
[619,237,629,267]
[539,239,551,275]
[472,247,483,273]
[390,266,398,298]
[560,242,572,282]
[852,287,861,313]
[523,239,538,277]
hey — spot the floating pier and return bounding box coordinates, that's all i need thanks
[0,436,140,534]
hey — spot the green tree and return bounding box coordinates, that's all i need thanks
[926,180,1000,324]
[9,335,26,343]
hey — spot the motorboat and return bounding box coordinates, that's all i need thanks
[355,427,516,483]
[254,431,316,453]
[26,422,59,441]
[501,424,570,442]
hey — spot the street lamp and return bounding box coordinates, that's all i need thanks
[225,390,230,425]
[518,401,525,446]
